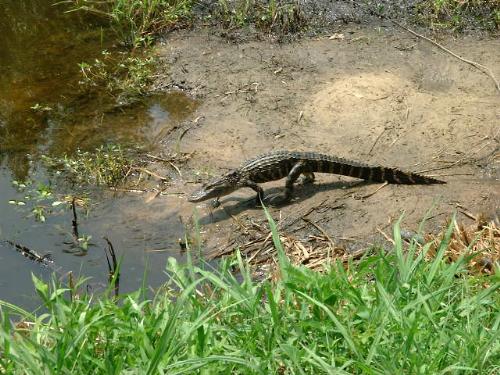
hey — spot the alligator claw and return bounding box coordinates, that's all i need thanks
[297,173,315,185]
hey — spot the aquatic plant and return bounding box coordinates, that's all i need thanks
[78,51,155,106]
[42,144,133,187]
[64,0,195,46]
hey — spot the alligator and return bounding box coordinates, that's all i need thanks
[188,151,445,205]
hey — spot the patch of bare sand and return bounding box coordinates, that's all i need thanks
[304,71,498,168]
[153,27,499,259]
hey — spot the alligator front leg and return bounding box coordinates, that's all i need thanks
[266,161,306,205]
[240,179,265,205]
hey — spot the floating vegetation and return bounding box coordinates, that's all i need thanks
[78,51,156,106]
[42,144,134,187]
[9,181,64,223]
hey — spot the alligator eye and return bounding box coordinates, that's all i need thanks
[204,177,224,189]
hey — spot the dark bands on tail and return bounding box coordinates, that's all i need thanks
[313,158,444,185]
[378,167,445,184]
[345,165,445,185]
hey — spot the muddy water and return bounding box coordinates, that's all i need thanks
[0,1,195,310]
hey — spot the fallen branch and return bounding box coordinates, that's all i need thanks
[368,127,387,155]
[134,167,168,181]
[362,181,389,199]
[389,18,500,93]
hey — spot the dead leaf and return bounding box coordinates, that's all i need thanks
[144,191,160,204]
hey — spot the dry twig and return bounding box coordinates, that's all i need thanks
[302,218,335,248]
[134,167,168,181]
[362,181,389,199]
[389,18,500,93]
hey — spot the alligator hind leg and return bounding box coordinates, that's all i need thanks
[265,161,306,205]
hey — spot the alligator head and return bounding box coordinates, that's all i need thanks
[188,170,242,202]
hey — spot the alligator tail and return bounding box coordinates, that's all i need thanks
[315,158,445,185]
[347,165,445,185]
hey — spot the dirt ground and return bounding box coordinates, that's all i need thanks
[153,24,499,260]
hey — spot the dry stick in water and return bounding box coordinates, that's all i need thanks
[71,197,79,243]
[104,237,120,298]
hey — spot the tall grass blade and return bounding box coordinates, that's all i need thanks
[427,216,455,285]
[302,344,352,374]
[146,277,205,375]
[294,290,360,358]
[261,203,289,281]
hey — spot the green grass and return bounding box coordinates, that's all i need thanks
[65,0,306,44]
[65,0,195,47]
[415,0,500,31]
[1,213,499,374]
[214,0,306,34]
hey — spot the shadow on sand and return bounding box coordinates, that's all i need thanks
[196,180,368,225]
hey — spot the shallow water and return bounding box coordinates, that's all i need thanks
[0,1,196,310]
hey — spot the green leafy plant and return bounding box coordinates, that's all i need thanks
[0,216,498,373]
[42,144,133,187]
[215,0,306,34]
[30,103,53,113]
[415,0,500,31]
[64,0,195,47]
[31,205,47,223]
[77,234,93,250]
[78,51,155,105]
